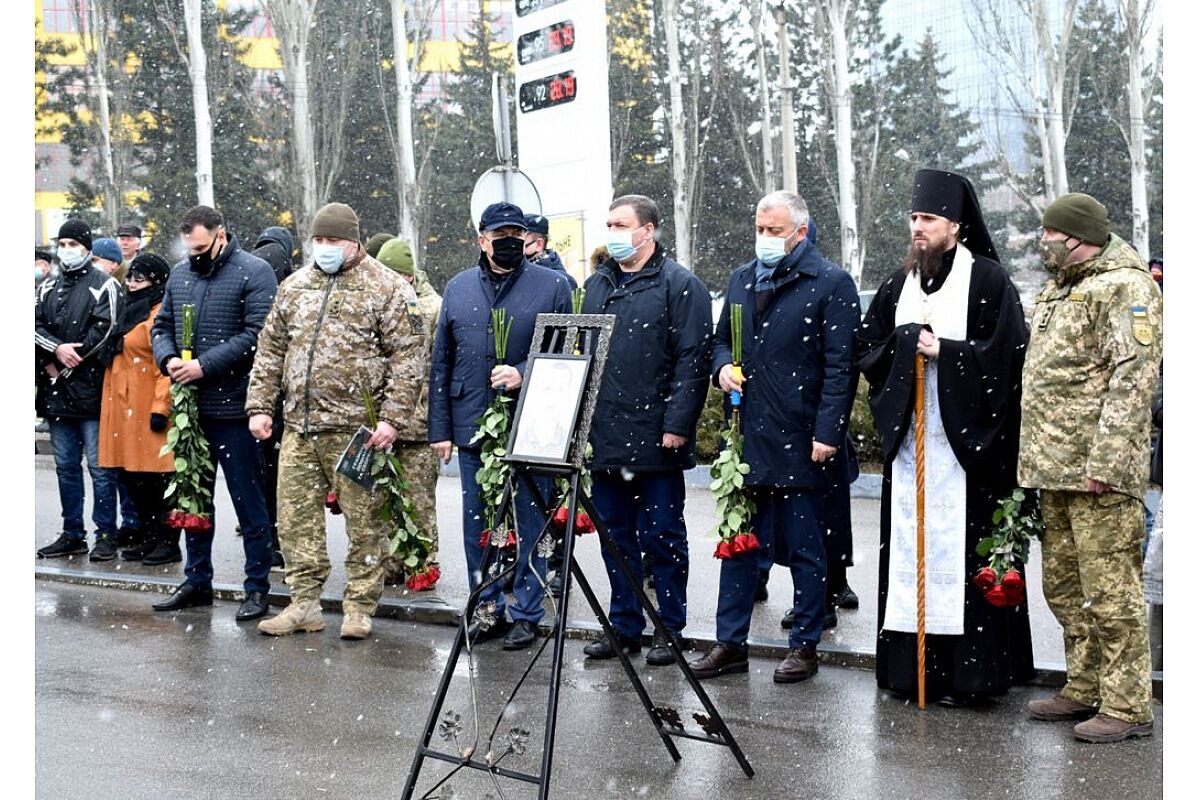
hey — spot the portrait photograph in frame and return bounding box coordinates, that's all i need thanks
[507,353,593,467]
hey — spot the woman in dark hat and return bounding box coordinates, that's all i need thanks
[97,253,182,565]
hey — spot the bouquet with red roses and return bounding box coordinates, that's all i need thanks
[973,488,1044,607]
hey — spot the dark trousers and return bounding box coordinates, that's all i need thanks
[117,474,141,530]
[48,417,117,539]
[591,469,689,638]
[458,448,549,624]
[258,422,283,551]
[121,471,172,544]
[717,488,826,649]
[183,417,272,594]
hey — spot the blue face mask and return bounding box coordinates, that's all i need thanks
[57,246,87,271]
[313,243,345,274]
[606,228,647,263]
[755,229,798,267]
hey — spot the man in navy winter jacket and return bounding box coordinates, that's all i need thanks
[150,205,278,621]
[428,202,572,650]
[690,190,859,685]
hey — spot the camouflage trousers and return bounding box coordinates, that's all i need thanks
[277,429,386,614]
[1040,490,1153,723]
[381,442,440,584]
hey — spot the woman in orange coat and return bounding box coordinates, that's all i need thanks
[98,253,179,564]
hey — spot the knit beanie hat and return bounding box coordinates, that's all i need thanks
[365,232,394,259]
[1042,193,1110,245]
[377,239,415,276]
[57,218,93,250]
[311,202,360,242]
[129,252,172,285]
[91,237,122,264]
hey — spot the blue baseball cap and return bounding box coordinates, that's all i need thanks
[479,202,528,232]
[92,237,122,264]
[524,214,550,236]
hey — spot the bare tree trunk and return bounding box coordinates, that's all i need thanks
[85,1,119,230]
[774,3,797,194]
[1123,0,1152,257]
[391,0,419,265]
[1031,0,1076,198]
[264,0,319,264]
[753,1,775,192]
[822,0,860,283]
[661,0,692,269]
[183,0,214,206]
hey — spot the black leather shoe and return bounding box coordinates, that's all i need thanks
[644,631,680,666]
[547,571,563,599]
[502,619,539,650]
[143,540,182,566]
[689,643,749,679]
[583,632,641,659]
[37,532,88,558]
[781,608,794,629]
[754,575,769,603]
[833,585,860,609]
[235,591,270,621]
[774,644,819,683]
[153,582,213,611]
[467,617,511,644]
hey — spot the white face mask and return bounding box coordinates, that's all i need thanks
[57,246,87,270]
[312,242,346,274]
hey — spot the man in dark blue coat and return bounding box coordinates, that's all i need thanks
[149,205,278,621]
[580,194,712,665]
[690,191,859,684]
[522,214,577,289]
[428,202,572,650]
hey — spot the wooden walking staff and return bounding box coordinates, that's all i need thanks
[914,350,928,710]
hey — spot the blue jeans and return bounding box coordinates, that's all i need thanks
[459,448,549,624]
[591,469,689,638]
[49,418,117,539]
[117,473,141,530]
[716,488,826,649]
[183,417,272,594]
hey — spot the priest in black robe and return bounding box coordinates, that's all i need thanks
[856,168,1034,705]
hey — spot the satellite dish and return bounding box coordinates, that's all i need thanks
[469,167,542,229]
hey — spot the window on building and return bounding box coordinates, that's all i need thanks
[41,0,89,35]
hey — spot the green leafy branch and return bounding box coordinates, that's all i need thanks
[975,488,1044,573]
[363,390,433,574]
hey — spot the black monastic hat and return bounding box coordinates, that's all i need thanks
[910,168,997,261]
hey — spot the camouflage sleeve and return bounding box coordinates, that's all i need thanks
[245,286,290,418]
[1085,275,1164,487]
[379,281,427,439]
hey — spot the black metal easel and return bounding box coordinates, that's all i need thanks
[401,315,753,799]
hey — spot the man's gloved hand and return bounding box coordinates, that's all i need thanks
[150,413,169,433]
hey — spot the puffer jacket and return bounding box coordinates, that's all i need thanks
[1018,234,1164,498]
[150,234,278,419]
[245,253,426,438]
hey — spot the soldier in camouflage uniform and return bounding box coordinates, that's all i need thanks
[246,202,426,640]
[1018,193,1163,743]
[376,238,443,587]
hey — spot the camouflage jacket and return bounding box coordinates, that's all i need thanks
[1018,234,1163,498]
[412,271,443,329]
[245,253,427,438]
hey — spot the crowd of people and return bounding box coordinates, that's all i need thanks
[34,170,1163,744]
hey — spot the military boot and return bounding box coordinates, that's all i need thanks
[1027,694,1099,721]
[257,599,324,636]
[1073,714,1153,743]
[340,604,372,640]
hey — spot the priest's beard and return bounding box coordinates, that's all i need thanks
[904,241,950,281]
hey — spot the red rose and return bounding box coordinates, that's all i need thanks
[730,535,749,554]
[973,567,998,593]
[479,529,491,548]
[325,492,343,515]
[165,511,182,529]
[574,511,596,534]
[505,529,517,548]
[984,584,1009,608]
[714,540,734,559]
[1001,570,1025,605]
[553,506,570,527]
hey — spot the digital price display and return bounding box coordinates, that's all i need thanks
[517,20,576,65]
[516,0,567,17]
[519,70,577,113]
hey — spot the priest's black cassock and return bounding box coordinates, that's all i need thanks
[856,170,1034,701]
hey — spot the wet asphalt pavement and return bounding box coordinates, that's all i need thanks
[36,582,1162,800]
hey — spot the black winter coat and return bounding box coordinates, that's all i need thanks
[712,239,859,488]
[252,226,294,285]
[34,261,123,419]
[534,249,577,289]
[150,235,277,419]
[583,246,712,471]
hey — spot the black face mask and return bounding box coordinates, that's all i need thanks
[488,236,525,271]
[188,236,222,276]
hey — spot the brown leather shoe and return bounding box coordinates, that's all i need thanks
[688,644,749,680]
[1027,694,1098,721]
[773,644,819,683]
[1073,713,1153,743]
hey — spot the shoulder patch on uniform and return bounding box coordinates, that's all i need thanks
[407,300,424,336]
[1131,305,1152,345]
[1068,291,1087,302]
